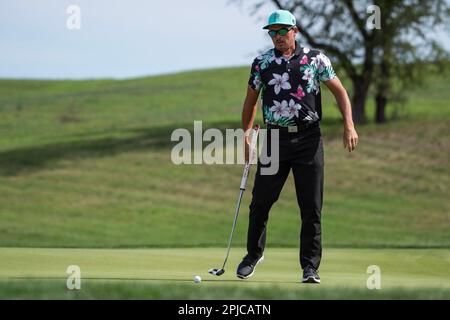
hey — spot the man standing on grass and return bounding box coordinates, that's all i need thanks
[238,10,359,283]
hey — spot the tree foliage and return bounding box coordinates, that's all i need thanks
[236,0,450,123]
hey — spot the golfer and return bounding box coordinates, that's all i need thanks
[239,9,359,283]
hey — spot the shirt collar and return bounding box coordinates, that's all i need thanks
[274,41,302,58]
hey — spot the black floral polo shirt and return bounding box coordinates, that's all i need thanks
[248,41,336,127]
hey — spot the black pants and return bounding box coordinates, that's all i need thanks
[246,124,324,270]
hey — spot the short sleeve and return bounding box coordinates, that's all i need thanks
[248,58,262,91]
[317,52,336,82]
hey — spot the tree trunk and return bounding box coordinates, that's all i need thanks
[375,50,391,124]
[375,94,387,123]
[351,79,368,124]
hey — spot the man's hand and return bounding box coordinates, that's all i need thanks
[344,126,359,152]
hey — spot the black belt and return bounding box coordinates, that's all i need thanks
[266,121,319,132]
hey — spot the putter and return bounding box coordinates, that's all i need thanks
[208,125,260,276]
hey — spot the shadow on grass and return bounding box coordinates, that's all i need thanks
[0,120,237,176]
[0,119,343,176]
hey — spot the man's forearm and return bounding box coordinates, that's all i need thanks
[242,86,260,131]
[336,91,355,130]
[242,101,257,131]
[334,88,359,152]
[324,78,355,130]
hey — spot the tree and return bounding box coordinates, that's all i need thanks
[238,0,450,124]
[371,0,450,123]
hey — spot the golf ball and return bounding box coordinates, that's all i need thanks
[194,275,202,283]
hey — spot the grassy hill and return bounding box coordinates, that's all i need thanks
[0,67,449,249]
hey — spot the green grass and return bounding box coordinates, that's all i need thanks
[0,119,448,248]
[3,279,449,300]
[0,247,449,299]
[0,66,449,298]
[0,68,448,249]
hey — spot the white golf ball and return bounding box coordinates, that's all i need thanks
[193,275,202,283]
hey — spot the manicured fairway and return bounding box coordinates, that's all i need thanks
[1,247,448,299]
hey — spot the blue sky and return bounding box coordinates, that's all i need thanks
[0,0,276,79]
[1,0,449,79]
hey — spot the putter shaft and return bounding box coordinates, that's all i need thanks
[209,125,259,276]
[221,188,245,269]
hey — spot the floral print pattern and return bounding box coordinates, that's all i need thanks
[304,110,320,123]
[290,85,305,100]
[286,99,302,119]
[268,72,291,94]
[248,42,336,127]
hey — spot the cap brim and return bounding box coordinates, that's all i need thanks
[262,23,294,29]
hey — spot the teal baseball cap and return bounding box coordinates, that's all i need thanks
[263,10,296,29]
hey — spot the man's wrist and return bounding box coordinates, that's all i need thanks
[344,122,355,131]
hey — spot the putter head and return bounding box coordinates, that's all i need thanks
[208,268,225,276]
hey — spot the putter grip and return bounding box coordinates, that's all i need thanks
[240,125,259,190]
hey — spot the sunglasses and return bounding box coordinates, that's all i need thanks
[268,26,295,37]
